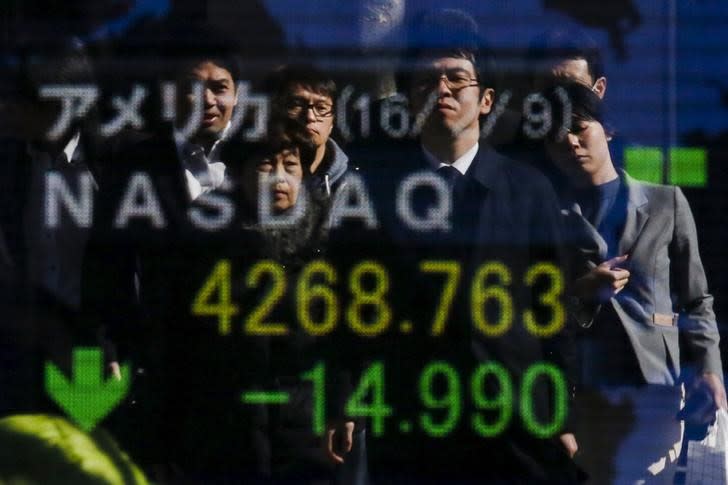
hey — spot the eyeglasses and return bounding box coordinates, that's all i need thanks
[286,97,334,118]
[413,70,480,92]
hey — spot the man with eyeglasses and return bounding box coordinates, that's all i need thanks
[271,65,349,198]
[410,55,493,169]
[354,9,582,483]
[266,65,372,485]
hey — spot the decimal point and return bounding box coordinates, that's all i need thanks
[399,321,413,333]
[399,420,412,433]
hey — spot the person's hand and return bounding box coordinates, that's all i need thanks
[559,432,578,458]
[323,420,355,464]
[679,372,727,425]
[701,372,728,410]
[574,255,630,302]
[109,361,121,381]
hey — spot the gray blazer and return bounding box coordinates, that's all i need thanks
[564,170,723,386]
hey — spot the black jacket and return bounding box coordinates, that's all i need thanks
[328,140,581,483]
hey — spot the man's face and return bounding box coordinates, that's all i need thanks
[546,58,606,99]
[284,84,334,149]
[550,58,593,87]
[183,61,237,140]
[411,56,493,140]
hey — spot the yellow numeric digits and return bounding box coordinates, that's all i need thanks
[471,262,513,337]
[419,260,461,336]
[346,261,391,337]
[523,262,565,338]
[191,259,239,336]
[245,260,288,335]
[297,261,339,336]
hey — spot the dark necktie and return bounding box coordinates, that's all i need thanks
[437,166,465,238]
[437,165,462,188]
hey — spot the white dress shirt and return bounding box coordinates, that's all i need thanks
[175,123,230,200]
[422,141,479,175]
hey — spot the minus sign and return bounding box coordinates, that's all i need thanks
[241,391,290,405]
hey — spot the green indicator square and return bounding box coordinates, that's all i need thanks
[669,147,707,187]
[624,147,663,184]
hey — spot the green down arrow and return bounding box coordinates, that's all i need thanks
[45,347,130,431]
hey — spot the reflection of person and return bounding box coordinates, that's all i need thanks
[355,11,581,482]
[0,42,108,417]
[247,135,307,213]
[543,81,726,484]
[82,49,263,482]
[493,29,608,166]
[258,147,304,212]
[266,76,367,482]
[94,51,243,385]
[172,56,239,200]
[240,128,331,266]
[271,66,349,199]
[238,129,359,483]
[530,29,607,99]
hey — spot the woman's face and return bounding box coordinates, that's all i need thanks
[256,147,304,212]
[545,117,612,186]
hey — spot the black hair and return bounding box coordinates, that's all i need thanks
[10,40,99,141]
[528,29,605,84]
[542,79,611,142]
[402,8,496,94]
[249,121,317,174]
[270,64,337,110]
[153,24,242,83]
[17,41,97,102]
[177,55,240,85]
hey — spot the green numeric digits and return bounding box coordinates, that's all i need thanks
[301,362,326,435]
[419,362,462,437]
[345,362,393,436]
[471,361,513,437]
[306,360,567,440]
[520,363,567,438]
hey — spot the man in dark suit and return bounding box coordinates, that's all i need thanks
[0,42,109,416]
[88,48,245,377]
[344,14,581,482]
[83,49,271,481]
